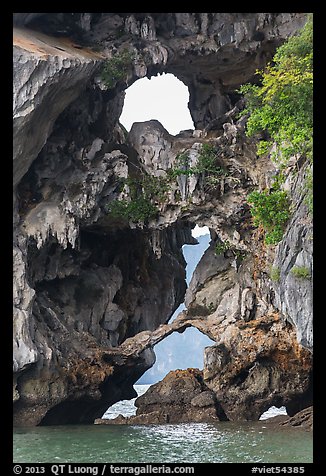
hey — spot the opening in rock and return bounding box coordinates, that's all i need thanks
[119,73,194,135]
[138,224,213,384]
[260,406,288,420]
[162,224,210,325]
[102,327,215,420]
[101,225,214,420]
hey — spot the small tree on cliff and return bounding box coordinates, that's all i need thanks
[239,15,313,164]
[240,15,313,242]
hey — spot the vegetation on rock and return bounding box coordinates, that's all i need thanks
[106,176,161,223]
[290,266,311,279]
[106,196,158,223]
[270,266,281,282]
[240,16,313,243]
[215,239,231,255]
[170,144,228,177]
[168,144,229,193]
[107,143,231,224]
[101,50,134,89]
[214,239,246,264]
[247,190,290,245]
[239,16,312,165]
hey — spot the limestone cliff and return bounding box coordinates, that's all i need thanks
[13,13,312,425]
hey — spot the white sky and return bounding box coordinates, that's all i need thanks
[119,73,194,135]
[192,225,210,237]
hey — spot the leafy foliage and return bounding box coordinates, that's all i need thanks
[241,17,313,242]
[106,143,230,222]
[270,266,281,282]
[169,144,228,187]
[122,175,170,203]
[194,144,226,176]
[290,266,311,279]
[239,16,313,165]
[214,240,246,264]
[215,240,231,255]
[106,169,176,223]
[107,196,158,223]
[101,50,134,89]
[234,249,247,263]
[167,153,192,178]
[106,174,166,223]
[247,190,291,245]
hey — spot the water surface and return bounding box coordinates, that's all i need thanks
[14,385,312,463]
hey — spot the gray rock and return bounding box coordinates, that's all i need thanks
[280,406,313,431]
[13,14,46,26]
[13,27,103,187]
[190,391,216,408]
[240,288,256,322]
[272,164,313,350]
[97,369,220,425]
[12,12,311,426]
[128,120,174,174]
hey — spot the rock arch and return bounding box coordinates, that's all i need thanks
[13,13,312,426]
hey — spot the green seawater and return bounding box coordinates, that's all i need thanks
[13,422,312,463]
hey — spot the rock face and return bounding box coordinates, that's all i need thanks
[280,406,313,431]
[95,369,222,424]
[13,26,104,188]
[13,13,312,426]
[272,164,313,349]
[181,229,313,420]
[135,368,221,423]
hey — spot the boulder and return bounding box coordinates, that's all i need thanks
[95,369,221,425]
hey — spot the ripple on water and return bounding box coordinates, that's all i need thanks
[13,421,312,464]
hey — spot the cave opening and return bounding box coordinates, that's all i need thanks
[138,224,213,384]
[119,72,194,135]
[101,225,215,420]
[102,327,215,421]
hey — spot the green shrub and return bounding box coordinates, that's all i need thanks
[107,196,158,223]
[139,175,170,202]
[215,240,246,264]
[169,144,228,186]
[247,190,291,244]
[106,199,129,218]
[106,174,164,223]
[238,17,313,165]
[215,240,231,255]
[101,50,134,89]
[234,249,247,263]
[167,153,191,179]
[239,16,313,216]
[270,267,281,282]
[206,302,216,313]
[271,170,286,191]
[194,144,224,175]
[290,266,311,279]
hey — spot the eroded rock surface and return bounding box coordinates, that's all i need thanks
[280,406,313,431]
